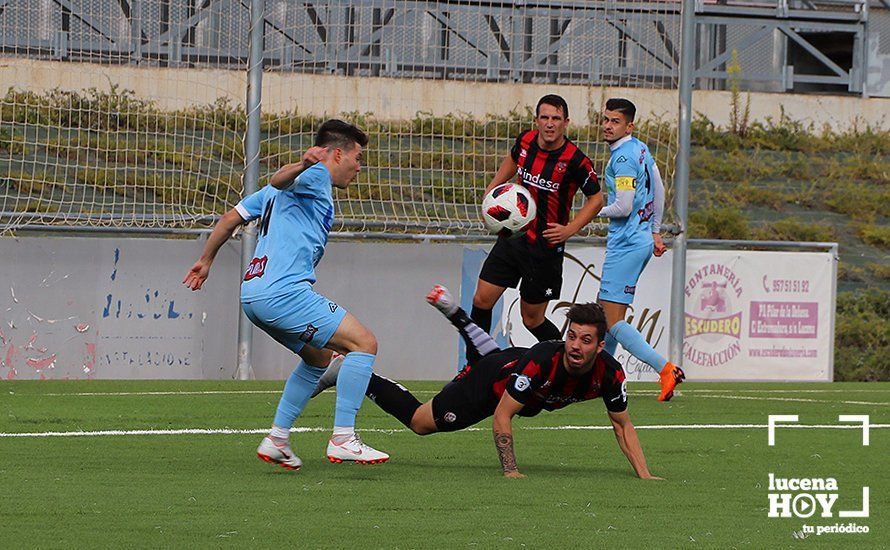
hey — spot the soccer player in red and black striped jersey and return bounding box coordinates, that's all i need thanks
[473,94,604,343]
[312,285,662,480]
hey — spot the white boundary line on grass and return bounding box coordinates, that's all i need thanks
[691,394,890,406]
[24,390,890,406]
[675,389,890,394]
[1,424,888,438]
[28,388,890,398]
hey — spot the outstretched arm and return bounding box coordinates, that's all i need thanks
[492,391,526,478]
[608,410,663,480]
[183,209,245,291]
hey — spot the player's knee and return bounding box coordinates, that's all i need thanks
[365,331,379,355]
[356,331,378,355]
[409,409,437,435]
[410,419,435,435]
[521,309,544,328]
[338,322,377,355]
[299,346,332,368]
[472,291,492,309]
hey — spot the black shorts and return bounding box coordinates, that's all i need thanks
[478,237,563,304]
[431,347,525,432]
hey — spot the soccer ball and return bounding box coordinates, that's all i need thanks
[481,183,536,236]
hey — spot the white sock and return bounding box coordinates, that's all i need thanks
[332,426,355,440]
[270,425,290,440]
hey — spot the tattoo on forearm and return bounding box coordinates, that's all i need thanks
[494,431,518,473]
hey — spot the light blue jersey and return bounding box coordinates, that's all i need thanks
[603,136,657,251]
[236,163,335,303]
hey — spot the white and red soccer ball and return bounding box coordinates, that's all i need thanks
[481,183,536,236]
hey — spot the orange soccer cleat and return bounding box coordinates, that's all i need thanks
[658,362,685,402]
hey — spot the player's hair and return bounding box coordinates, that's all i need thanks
[605,98,636,122]
[315,119,369,150]
[536,94,569,119]
[565,302,607,343]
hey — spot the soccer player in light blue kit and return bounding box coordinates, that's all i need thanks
[598,98,685,402]
[184,120,389,469]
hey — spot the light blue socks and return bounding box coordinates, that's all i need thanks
[609,320,667,370]
[273,361,327,428]
[604,331,619,356]
[333,352,376,427]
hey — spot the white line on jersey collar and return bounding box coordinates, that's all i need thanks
[609,134,633,152]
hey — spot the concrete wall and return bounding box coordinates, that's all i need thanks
[1,58,887,130]
[0,235,468,381]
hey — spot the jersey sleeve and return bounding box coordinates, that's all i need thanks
[287,164,329,199]
[234,185,269,221]
[572,155,600,196]
[598,189,634,218]
[611,149,639,192]
[650,162,665,233]
[509,130,531,163]
[601,364,628,413]
[505,343,553,404]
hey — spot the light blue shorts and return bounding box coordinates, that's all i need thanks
[242,284,347,353]
[598,244,653,305]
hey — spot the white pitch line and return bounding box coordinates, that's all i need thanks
[680,389,890,394]
[32,390,441,397]
[691,394,890,406]
[667,389,890,394]
[37,390,286,397]
[27,388,890,398]
[1,424,888,438]
[34,390,619,398]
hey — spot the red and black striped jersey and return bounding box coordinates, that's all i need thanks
[490,340,628,415]
[509,130,600,247]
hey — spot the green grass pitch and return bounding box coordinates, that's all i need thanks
[2,381,888,548]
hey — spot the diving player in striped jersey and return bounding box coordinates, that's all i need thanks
[313,286,663,480]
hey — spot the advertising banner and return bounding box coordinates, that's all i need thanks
[462,245,835,381]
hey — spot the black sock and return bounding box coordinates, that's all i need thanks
[528,318,562,341]
[449,307,500,365]
[366,374,422,428]
[470,305,492,334]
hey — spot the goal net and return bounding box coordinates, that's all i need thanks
[0,0,247,229]
[1,1,681,234]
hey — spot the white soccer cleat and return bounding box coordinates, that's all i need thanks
[426,284,458,317]
[326,434,390,465]
[256,436,303,471]
[310,352,344,398]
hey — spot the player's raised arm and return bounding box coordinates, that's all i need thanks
[269,146,327,189]
[492,390,526,478]
[607,410,663,480]
[183,208,246,291]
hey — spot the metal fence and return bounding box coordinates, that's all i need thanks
[2,0,685,234]
[1,0,881,234]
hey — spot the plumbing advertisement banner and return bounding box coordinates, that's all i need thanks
[463,246,836,382]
